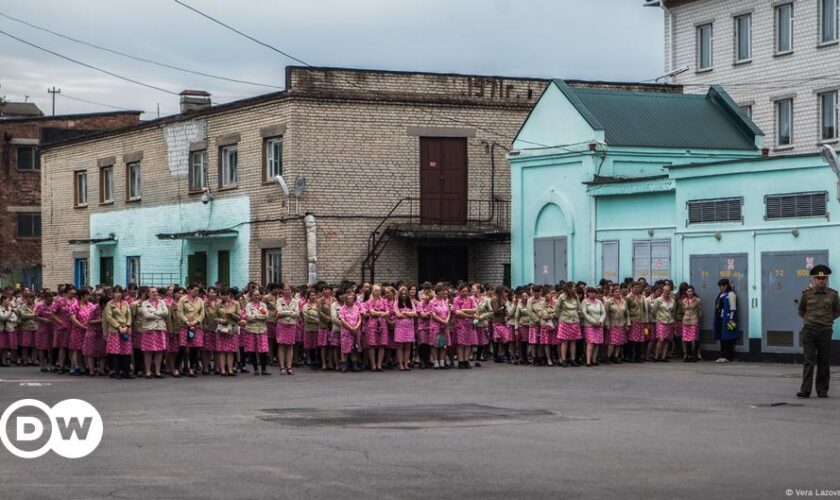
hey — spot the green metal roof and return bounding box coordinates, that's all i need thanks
[553,80,761,151]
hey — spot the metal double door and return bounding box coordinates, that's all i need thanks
[689,253,748,350]
[534,237,567,285]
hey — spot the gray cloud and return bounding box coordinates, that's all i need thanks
[0,0,663,119]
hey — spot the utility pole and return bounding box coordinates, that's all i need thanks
[47,86,61,116]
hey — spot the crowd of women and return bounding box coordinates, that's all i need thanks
[0,277,738,378]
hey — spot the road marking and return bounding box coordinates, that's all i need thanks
[19,382,52,387]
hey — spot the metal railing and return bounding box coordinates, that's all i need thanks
[140,273,181,287]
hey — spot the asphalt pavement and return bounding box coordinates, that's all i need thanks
[0,361,837,499]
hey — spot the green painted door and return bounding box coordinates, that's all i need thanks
[187,252,207,287]
[217,250,230,286]
[100,256,114,287]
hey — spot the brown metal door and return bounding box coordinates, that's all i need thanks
[420,137,467,224]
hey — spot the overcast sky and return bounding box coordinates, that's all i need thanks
[0,0,664,119]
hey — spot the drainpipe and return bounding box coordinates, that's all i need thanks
[305,213,317,285]
[660,2,675,83]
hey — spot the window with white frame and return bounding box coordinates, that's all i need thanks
[74,171,88,206]
[820,91,837,141]
[776,98,793,147]
[189,150,207,192]
[740,104,752,119]
[16,146,38,171]
[126,256,141,286]
[263,248,282,286]
[100,166,114,203]
[696,23,713,70]
[265,137,283,180]
[219,144,238,188]
[821,0,838,44]
[127,162,141,200]
[775,3,794,54]
[16,212,41,238]
[734,14,751,62]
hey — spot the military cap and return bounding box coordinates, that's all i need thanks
[809,264,832,277]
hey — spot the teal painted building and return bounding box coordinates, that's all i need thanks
[510,80,840,361]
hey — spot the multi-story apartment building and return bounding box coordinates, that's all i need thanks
[0,107,141,287]
[646,0,840,154]
[40,66,677,289]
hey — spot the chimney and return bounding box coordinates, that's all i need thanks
[180,90,211,113]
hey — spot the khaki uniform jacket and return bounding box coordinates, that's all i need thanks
[139,299,169,331]
[626,294,647,323]
[317,298,334,330]
[554,294,581,324]
[517,300,532,327]
[302,302,321,332]
[680,297,702,325]
[262,293,278,323]
[275,297,300,326]
[17,303,37,331]
[605,297,629,327]
[580,299,606,327]
[216,301,241,328]
[651,297,676,324]
[0,306,19,332]
[242,302,269,334]
[177,297,205,327]
[103,301,132,335]
[526,297,550,326]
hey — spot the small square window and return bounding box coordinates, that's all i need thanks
[740,104,753,119]
[219,144,238,188]
[189,150,207,192]
[16,212,41,238]
[16,146,38,171]
[127,162,141,200]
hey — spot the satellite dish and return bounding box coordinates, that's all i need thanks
[294,176,306,197]
[820,144,840,176]
[273,175,289,197]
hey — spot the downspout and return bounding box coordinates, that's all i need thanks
[305,213,317,285]
[661,2,675,82]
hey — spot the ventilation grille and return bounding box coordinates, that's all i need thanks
[688,198,742,224]
[767,330,794,347]
[766,192,827,219]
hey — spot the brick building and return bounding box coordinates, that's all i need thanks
[40,66,677,289]
[646,0,840,154]
[0,108,141,287]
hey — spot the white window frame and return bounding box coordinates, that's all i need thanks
[734,14,752,62]
[696,23,714,71]
[101,165,114,203]
[819,91,838,141]
[16,212,41,238]
[16,146,38,171]
[127,161,141,201]
[220,144,238,188]
[265,137,283,180]
[126,256,141,286]
[775,98,793,147]
[820,0,838,44]
[189,150,207,192]
[75,171,88,206]
[775,3,794,54]
[740,104,753,119]
[264,248,282,286]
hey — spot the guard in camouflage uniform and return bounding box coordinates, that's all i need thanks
[796,265,840,399]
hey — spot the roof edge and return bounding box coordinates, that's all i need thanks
[0,109,142,123]
[552,79,604,131]
[707,85,764,140]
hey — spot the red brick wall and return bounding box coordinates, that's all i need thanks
[0,112,140,286]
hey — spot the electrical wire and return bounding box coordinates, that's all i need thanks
[171,0,553,149]
[0,11,285,90]
[59,93,145,113]
[0,28,180,95]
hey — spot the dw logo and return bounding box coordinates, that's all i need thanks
[0,399,103,459]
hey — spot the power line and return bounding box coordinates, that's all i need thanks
[171,0,552,149]
[0,28,180,96]
[0,11,285,90]
[60,93,144,112]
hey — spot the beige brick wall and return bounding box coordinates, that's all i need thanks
[42,67,543,288]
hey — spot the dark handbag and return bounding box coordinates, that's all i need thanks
[436,331,447,349]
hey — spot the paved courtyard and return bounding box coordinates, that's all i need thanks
[1,361,838,499]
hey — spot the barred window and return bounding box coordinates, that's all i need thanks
[765,192,828,219]
[687,198,742,224]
